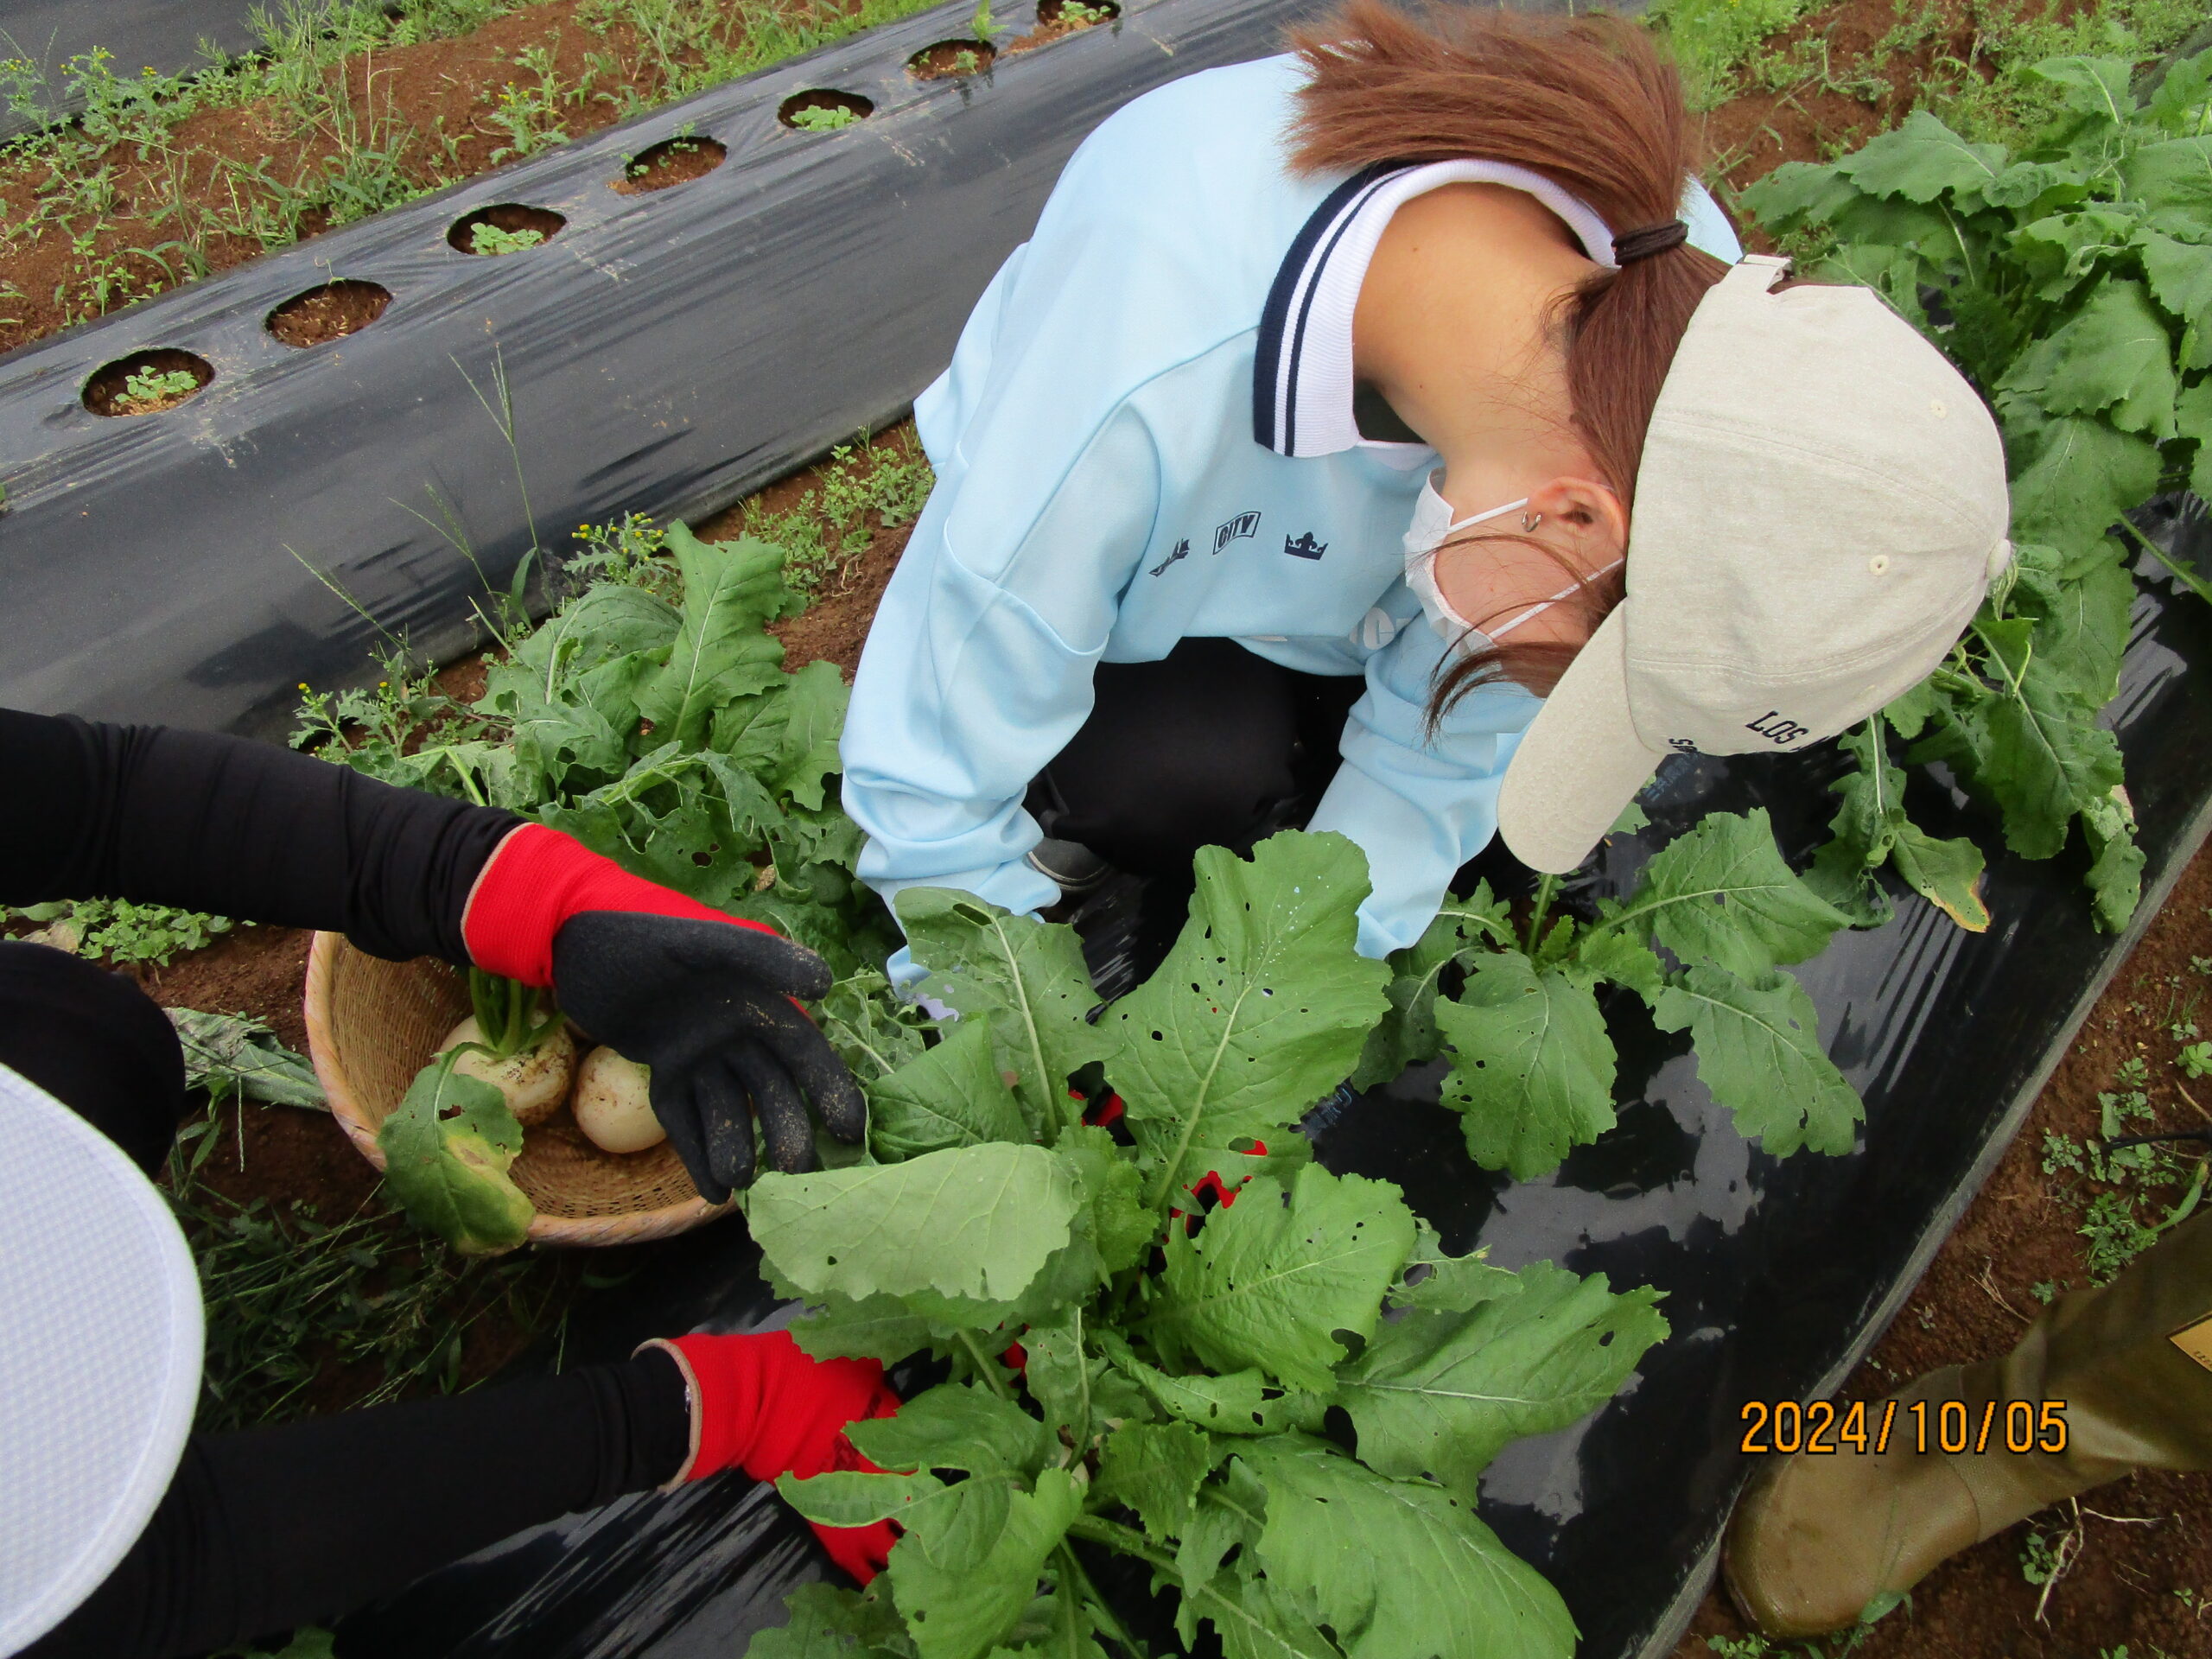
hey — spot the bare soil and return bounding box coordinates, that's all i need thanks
[609,134,729,193]
[265,277,392,347]
[0,0,892,357]
[905,38,997,79]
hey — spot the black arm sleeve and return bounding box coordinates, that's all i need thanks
[22,1351,694,1659]
[0,709,520,966]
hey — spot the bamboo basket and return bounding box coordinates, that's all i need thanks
[303,931,733,1246]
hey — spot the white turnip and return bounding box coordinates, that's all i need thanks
[573,1046,664,1154]
[439,1016,575,1127]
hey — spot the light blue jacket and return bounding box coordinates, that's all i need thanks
[840,54,1740,968]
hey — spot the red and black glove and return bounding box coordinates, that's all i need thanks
[642,1330,902,1583]
[465,823,866,1200]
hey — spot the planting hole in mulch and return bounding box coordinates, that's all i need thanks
[906,38,997,79]
[1037,0,1121,26]
[610,134,728,194]
[777,89,875,131]
[264,280,393,348]
[447,203,567,256]
[81,348,214,417]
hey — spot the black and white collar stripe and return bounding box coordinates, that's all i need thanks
[1252,159,1618,460]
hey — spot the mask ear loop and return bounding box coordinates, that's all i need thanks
[1485,556,1626,641]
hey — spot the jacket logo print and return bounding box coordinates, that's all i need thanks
[1212,512,1262,554]
[1148,537,1192,577]
[1283,531,1327,561]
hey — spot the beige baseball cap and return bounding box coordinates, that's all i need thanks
[1496,255,2012,874]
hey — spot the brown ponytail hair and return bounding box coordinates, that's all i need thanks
[1287,0,1728,715]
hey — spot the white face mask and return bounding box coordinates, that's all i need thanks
[1402,475,1623,651]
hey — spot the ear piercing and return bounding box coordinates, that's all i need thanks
[1521,512,1544,533]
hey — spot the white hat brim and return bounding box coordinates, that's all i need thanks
[1497,607,1666,874]
[0,1064,202,1652]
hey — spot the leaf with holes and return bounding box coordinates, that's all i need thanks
[1108,832,1389,1207]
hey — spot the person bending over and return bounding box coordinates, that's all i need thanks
[839,1,2013,981]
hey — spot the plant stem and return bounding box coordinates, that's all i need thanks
[957,1329,1015,1401]
[1066,1517,1299,1658]
[1522,871,1559,957]
[2120,516,2212,607]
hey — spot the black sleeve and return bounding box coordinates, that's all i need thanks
[22,1351,694,1659]
[0,709,521,966]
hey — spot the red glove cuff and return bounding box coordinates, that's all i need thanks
[645,1331,902,1583]
[462,823,771,987]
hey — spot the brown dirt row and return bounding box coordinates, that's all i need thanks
[0,0,890,358]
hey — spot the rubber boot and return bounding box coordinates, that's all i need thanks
[1723,1206,2212,1637]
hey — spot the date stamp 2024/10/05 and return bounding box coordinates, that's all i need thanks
[1739,1398,2069,1457]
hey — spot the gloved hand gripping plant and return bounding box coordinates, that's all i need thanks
[742,831,1672,1659]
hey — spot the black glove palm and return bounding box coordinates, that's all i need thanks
[550,912,866,1203]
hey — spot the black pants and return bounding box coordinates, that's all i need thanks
[4,944,690,1659]
[1027,638,1365,877]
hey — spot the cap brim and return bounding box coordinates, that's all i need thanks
[1497,607,1666,874]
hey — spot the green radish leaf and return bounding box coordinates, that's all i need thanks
[1052,1123,1159,1277]
[1997,280,2177,438]
[1023,1305,1151,1450]
[635,527,791,747]
[895,890,1109,1139]
[1435,956,1617,1180]
[2081,785,2145,935]
[1654,965,1863,1155]
[377,1058,533,1255]
[887,1466,1081,1659]
[849,1382,1055,1479]
[747,1142,1078,1306]
[868,1018,1029,1160]
[789,1293,936,1363]
[1095,1421,1218,1541]
[1616,810,1850,977]
[2147,48,2212,132]
[2025,55,2135,129]
[1835,109,2008,202]
[2002,408,2164,553]
[1390,1226,1523,1313]
[1887,819,1991,931]
[1237,1439,1577,1659]
[1097,1331,1328,1437]
[1338,1262,1668,1497]
[1352,888,1513,1091]
[2121,135,2212,237]
[817,969,932,1086]
[1109,832,1389,1206]
[1559,922,1666,1001]
[2139,230,2212,370]
[1950,615,2126,859]
[753,1584,906,1659]
[775,658,852,810]
[2179,378,2212,498]
[1172,1463,1272,1644]
[1147,1166,1417,1392]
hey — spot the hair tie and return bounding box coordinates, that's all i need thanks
[1613,219,1689,264]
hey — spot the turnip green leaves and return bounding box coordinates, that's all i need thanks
[377,1055,533,1255]
[754,830,1669,1659]
[1743,47,2212,931]
[1378,810,1864,1177]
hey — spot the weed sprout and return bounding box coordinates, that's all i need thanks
[113,365,200,411]
[468,220,544,256]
